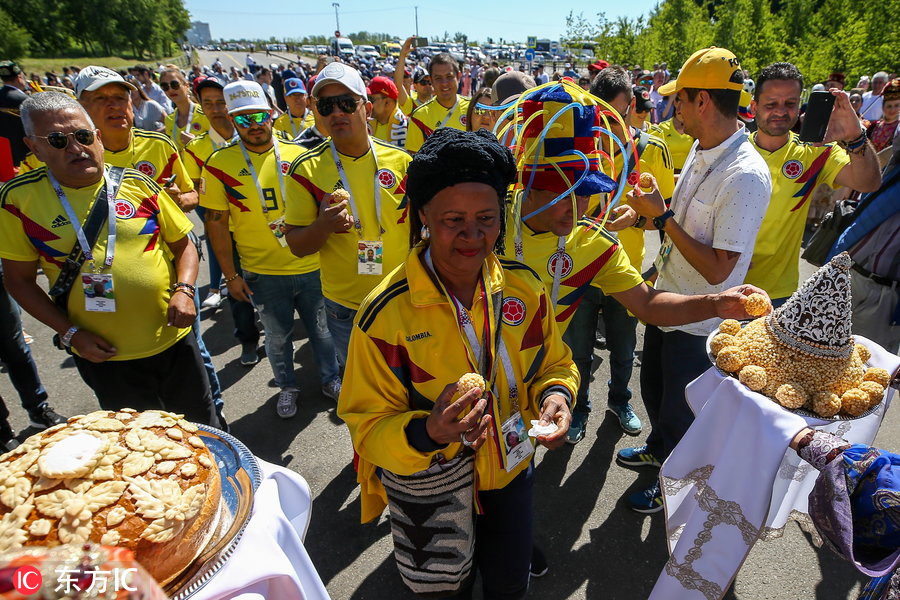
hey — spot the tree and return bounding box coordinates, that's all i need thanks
[642,0,714,68]
[714,0,781,75]
[0,8,30,60]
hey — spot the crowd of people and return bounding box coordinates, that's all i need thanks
[0,38,899,598]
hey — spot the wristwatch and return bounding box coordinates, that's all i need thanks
[652,209,675,231]
[633,215,647,229]
[61,326,80,347]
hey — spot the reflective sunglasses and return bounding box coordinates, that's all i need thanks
[316,94,360,117]
[33,129,96,149]
[160,80,181,91]
[233,111,272,128]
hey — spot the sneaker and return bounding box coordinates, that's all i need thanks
[594,335,607,350]
[322,378,342,401]
[201,290,225,309]
[627,482,663,514]
[1,422,19,452]
[608,403,642,435]
[28,405,67,430]
[566,412,587,445]
[276,388,299,418]
[240,341,259,366]
[529,545,548,578]
[616,444,661,468]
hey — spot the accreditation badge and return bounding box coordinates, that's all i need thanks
[82,273,116,312]
[268,215,288,247]
[500,411,534,472]
[654,235,674,273]
[357,240,383,275]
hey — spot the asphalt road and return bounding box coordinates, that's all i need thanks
[3,217,895,599]
[196,49,314,73]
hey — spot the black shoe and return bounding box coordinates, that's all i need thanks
[594,336,607,350]
[28,405,68,430]
[1,422,19,452]
[240,341,260,366]
[530,545,548,578]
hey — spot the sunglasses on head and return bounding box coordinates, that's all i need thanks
[160,80,181,91]
[316,94,361,117]
[233,111,272,128]
[34,129,95,150]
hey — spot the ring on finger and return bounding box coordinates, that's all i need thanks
[460,430,476,447]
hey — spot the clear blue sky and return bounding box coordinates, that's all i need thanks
[184,0,662,43]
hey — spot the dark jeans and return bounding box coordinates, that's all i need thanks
[563,286,637,415]
[227,239,260,344]
[0,277,47,422]
[447,463,534,600]
[73,332,219,427]
[641,325,709,461]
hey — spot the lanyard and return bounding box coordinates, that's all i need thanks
[48,170,116,271]
[238,138,285,215]
[435,97,460,130]
[289,109,308,138]
[172,102,195,143]
[513,196,567,308]
[329,140,383,237]
[671,132,745,223]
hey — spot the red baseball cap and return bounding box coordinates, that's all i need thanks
[587,60,609,72]
[366,76,399,100]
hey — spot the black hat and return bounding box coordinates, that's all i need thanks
[0,60,22,79]
[633,85,654,113]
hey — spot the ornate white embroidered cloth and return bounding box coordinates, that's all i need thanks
[649,336,900,600]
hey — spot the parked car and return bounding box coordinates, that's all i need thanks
[356,44,380,59]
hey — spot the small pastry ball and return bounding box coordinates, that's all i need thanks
[710,333,735,355]
[775,383,807,409]
[738,365,767,391]
[639,172,654,190]
[854,343,871,364]
[719,319,742,336]
[841,388,872,416]
[457,372,485,396]
[715,346,744,372]
[331,188,351,203]
[858,380,885,404]
[743,293,771,317]
[863,368,891,388]
[811,391,842,418]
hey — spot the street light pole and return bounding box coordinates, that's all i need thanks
[332,3,340,33]
[414,6,419,38]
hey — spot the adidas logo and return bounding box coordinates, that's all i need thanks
[50,214,70,228]
[238,168,251,177]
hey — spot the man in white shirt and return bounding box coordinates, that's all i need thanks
[134,64,172,113]
[618,47,772,514]
[860,72,889,122]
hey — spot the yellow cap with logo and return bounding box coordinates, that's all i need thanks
[658,47,744,96]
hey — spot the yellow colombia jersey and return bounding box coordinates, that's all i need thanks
[200,139,315,276]
[369,108,409,149]
[501,214,644,333]
[589,131,675,270]
[274,109,315,139]
[649,119,694,173]
[745,131,849,299]
[405,95,471,152]
[285,138,412,310]
[0,167,192,360]
[183,130,236,183]
[339,247,579,523]
[164,103,210,151]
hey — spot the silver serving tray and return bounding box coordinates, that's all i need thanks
[165,424,261,599]
[706,326,882,421]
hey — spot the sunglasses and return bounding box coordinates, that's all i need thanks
[160,80,181,91]
[316,94,360,116]
[417,79,432,86]
[34,129,96,149]
[473,108,495,117]
[233,112,272,128]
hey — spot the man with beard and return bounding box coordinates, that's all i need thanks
[746,62,881,306]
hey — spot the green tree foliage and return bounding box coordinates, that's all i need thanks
[0,8,31,59]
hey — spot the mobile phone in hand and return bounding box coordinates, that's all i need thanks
[799,91,836,143]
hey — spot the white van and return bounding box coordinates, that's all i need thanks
[336,37,355,59]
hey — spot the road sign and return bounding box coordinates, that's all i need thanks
[524,48,536,62]
[527,36,537,49]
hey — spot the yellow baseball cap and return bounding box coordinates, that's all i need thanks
[658,47,744,96]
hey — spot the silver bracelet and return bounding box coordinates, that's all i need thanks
[61,326,79,347]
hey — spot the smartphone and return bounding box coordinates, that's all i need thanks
[164,174,177,187]
[414,37,429,48]
[799,91,835,143]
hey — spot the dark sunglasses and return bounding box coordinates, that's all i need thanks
[316,94,360,116]
[233,112,272,128]
[160,80,181,91]
[418,79,432,86]
[34,129,95,149]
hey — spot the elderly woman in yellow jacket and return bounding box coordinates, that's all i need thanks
[338,128,578,599]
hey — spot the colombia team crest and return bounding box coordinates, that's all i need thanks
[376,169,396,188]
[502,297,526,326]
[782,160,804,179]
[135,160,156,178]
[547,251,574,278]
[114,200,135,219]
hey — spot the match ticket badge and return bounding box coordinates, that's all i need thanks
[82,273,116,312]
[654,236,674,272]
[501,411,534,472]
[268,215,288,247]
[357,240,383,275]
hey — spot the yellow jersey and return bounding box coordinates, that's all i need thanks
[369,107,409,149]
[405,95,471,152]
[745,132,849,299]
[649,119,694,173]
[501,215,644,333]
[285,138,412,310]
[163,103,210,151]
[200,140,314,275]
[0,167,193,360]
[273,109,315,139]
[183,130,237,183]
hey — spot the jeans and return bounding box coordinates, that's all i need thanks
[192,289,223,408]
[228,242,259,344]
[323,297,357,368]
[195,206,223,292]
[562,286,637,415]
[243,270,339,388]
[641,325,709,461]
[0,277,48,422]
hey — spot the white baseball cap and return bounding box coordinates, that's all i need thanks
[74,66,136,98]
[311,62,368,99]
[223,81,271,114]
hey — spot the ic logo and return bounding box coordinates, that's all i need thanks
[134,160,156,178]
[13,565,42,594]
[376,169,395,188]
[782,160,804,179]
[547,251,573,278]
[502,296,527,326]
[114,199,136,219]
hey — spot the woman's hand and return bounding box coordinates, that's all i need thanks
[536,394,571,450]
[426,382,492,451]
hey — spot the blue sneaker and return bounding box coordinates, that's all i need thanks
[609,403,642,434]
[616,444,661,468]
[627,482,663,514]
[566,412,587,444]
